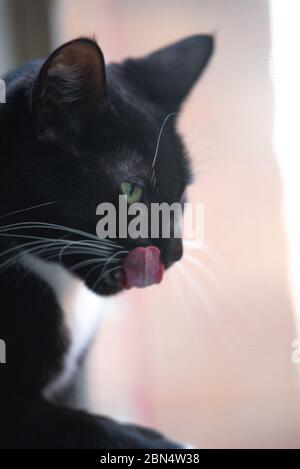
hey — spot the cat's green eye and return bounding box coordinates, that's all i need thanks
[120,182,143,204]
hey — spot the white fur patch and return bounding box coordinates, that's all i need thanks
[22,254,106,399]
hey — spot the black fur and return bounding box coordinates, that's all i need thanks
[0,35,213,448]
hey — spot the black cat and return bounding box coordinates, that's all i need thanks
[0,35,213,448]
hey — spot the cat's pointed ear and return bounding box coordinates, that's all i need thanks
[127,35,214,112]
[31,38,107,146]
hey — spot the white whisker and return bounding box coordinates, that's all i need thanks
[151,112,177,187]
[92,265,122,291]
[99,249,129,280]
[176,262,237,356]
[0,222,125,249]
[169,269,204,346]
[0,201,59,219]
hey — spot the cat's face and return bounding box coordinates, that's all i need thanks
[1,36,213,295]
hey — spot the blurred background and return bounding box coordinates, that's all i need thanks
[0,0,299,449]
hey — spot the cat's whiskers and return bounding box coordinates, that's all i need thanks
[0,220,124,283]
[0,241,56,273]
[0,236,115,269]
[0,238,51,260]
[79,252,123,285]
[84,261,104,286]
[0,221,124,249]
[185,244,259,328]
[0,201,59,219]
[42,246,113,262]
[175,260,237,355]
[168,268,203,346]
[98,249,129,281]
[151,112,177,189]
[81,249,129,291]
[0,242,107,274]
[69,257,116,274]
[92,265,123,292]
[58,239,114,263]
[184,252,229,286]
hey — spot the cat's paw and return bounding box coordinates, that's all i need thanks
[180,442,195,449]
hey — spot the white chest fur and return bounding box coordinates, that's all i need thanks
[22,254,106,399]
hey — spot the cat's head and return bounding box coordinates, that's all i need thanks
[1,35,213,295]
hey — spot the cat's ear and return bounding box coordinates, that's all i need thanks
[126,35,214,112]
[31,38,107,146]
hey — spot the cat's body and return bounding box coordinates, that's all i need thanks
[22,253,106,401]
[0,36,213,448]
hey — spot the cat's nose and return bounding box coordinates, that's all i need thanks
[163,238,183,268]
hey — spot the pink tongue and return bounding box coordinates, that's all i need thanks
[122,246,164,289]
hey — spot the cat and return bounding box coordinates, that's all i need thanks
[0,35,213,448]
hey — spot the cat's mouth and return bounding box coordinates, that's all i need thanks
[121,246,164,289]
[91,245,165,294]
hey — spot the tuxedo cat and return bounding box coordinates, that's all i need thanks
[0,35,213,448]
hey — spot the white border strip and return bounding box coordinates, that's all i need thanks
[271,0,300,346]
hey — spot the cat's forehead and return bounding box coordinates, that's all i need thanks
[102,148,149,181]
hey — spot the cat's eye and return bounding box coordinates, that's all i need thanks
[120,182,143,204]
